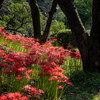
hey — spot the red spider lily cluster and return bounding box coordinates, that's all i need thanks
[0,92,29,100]
[0,27,81,99]
[23,85,44,99]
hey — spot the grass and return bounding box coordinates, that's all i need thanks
[53,40,100,100]
[52,41,100,100]
[62,57,83,76]
[62,71,100,100]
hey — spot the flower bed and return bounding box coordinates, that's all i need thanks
[0,27,81,99]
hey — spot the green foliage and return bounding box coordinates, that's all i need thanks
[57,29,76,48]
[50,20,65,36]
[39,12,46,33]
[54,9,66,22]
[37,0,53,15]
[0,2,33,35]
[54,8,69,28]
[0,1,47,36]
[75,0,92,29]
[12,0,27,3]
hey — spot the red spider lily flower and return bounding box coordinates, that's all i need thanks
[53,64,65,72]
[25,72,31,79]
[38,89,45,94]
[49,76,61,82]
[0,63,5,68]
[6,93,16,100]
[0,92,29,100]
[22,85,31,90]
[0,63,11,69]
[0,27,5,32]
[27,70,34,74]
[4,42,8,45]
[58,86,64,89]
[45,73,51,76]
[61,79,73,86]
[52,72,69,80]
[70,50,76,58]
[70,49,81,59]
[67,81,73,86]
[40,65,53,73]
[7,92,18,99]
[19,96,29,100]
[4,70,12,75]
[67,44,73,49]
[38,73,44,76]
[9,48,14,51]
[0,50,6,57]
[75,51,81,59]
[0,95,7,100]
[15,77,22,80]
[38,73,50,77]
[4,31,9,35]
[14,92,22,98]
[70,49,76,52]
[50,38,57,42]
[22,85,44,98]
[34,38,39,42]
[0,78,4,81]
[3,54,15,63]
[17,67,27,72]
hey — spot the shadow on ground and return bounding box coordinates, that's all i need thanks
[62,71,100,100]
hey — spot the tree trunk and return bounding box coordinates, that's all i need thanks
[29,0,41,40]
[87,0,100,72]
[0,0,4,9]
[57,0,89,71]
[57,0,100,72]
[42,0,57,43]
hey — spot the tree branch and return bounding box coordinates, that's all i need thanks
[29,0,41,39]
[42,0,57,42]
[5,15,16,30]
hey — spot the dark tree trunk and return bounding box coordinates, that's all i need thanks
[42,0,57,43]
[29,0,41,40]
[87,0,100,72]
[57,0,100,72]
[57,0,89,71]
[0,0,4,9]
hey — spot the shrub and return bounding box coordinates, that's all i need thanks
[57,29,76,48]
[50,20,65,37]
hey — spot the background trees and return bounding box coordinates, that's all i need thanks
[0,1,33,36]
[37,0,53,15]
[0,0,92,38]
[75,0,92,29]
